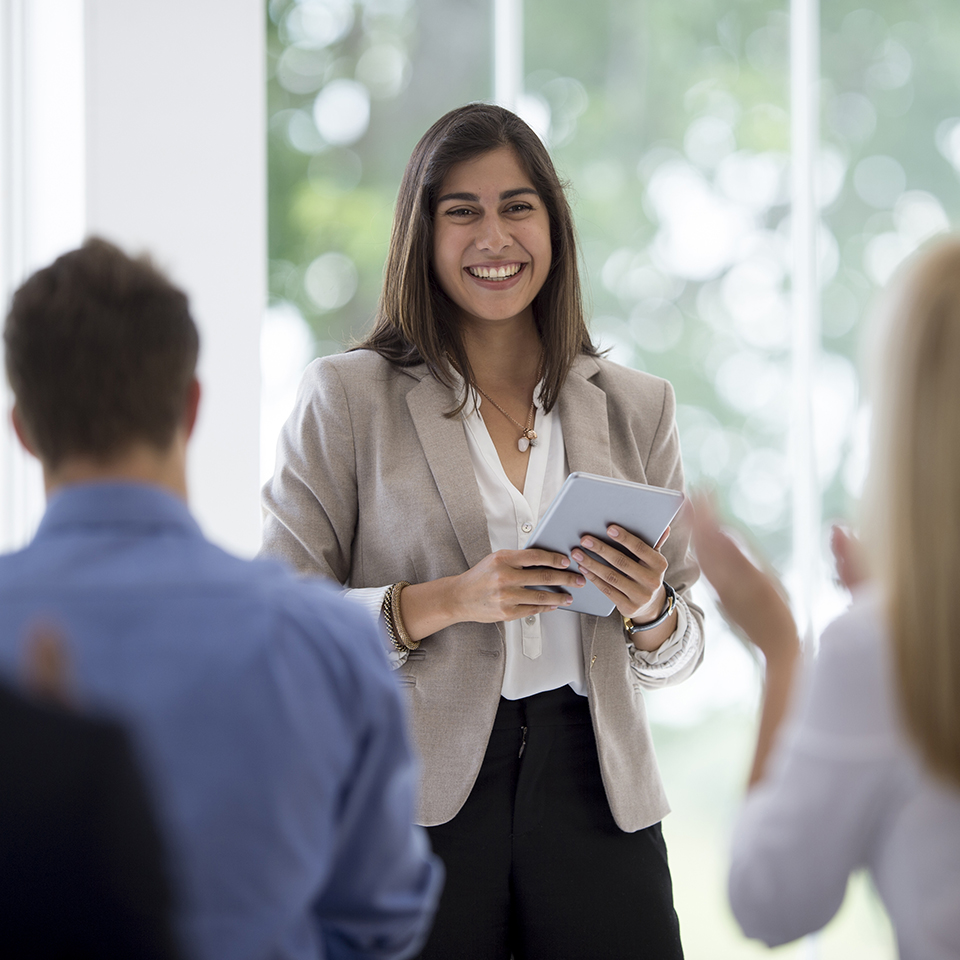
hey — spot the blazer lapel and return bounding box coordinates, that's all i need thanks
[406,370,492,571]
[557,356,613,663]
[557,355,613,478]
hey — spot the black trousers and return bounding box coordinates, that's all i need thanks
[417,686,684,960]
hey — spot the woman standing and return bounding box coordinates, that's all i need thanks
[261,103,704,959]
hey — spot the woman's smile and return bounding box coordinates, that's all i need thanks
[465,262,525,281]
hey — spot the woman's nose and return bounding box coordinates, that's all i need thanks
[476,215,510,252]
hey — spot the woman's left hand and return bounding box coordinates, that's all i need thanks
[571,525,671,622]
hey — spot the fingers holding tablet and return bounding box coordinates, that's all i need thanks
[571,525,669,622]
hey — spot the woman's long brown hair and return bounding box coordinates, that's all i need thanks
[354,103,598,415]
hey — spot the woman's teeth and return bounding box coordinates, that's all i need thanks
[468,264,522,280]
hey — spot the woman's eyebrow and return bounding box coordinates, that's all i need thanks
[436,187,540,204]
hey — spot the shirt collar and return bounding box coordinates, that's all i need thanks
[446,366,546,420]
[35,481,204,539]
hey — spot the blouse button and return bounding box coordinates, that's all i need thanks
[521,522,533,533]
[525,616,537,625]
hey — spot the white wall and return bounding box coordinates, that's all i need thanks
[85,0,265,556]
[0,0,86,550]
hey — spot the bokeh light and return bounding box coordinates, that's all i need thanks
[304,251,359,311]
[312,78,371,145]
[283,0,355,49]
[356,43,410,99]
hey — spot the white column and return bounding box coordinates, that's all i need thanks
[84,0,265,556]
[790,0,822,650]
[493,0,523,111]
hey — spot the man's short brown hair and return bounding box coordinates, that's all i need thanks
[4,237,199,469]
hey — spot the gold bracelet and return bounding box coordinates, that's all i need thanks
[382,581,418,652]
[390,581,418,650]
[381,584,407,654]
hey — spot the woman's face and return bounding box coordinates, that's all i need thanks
[432,146,552,332]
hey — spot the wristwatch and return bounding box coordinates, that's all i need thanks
[622,583,677,635]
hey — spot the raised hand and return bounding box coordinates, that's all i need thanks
[830,524,869,593]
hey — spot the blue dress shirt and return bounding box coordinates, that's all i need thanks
[0,483,442,960]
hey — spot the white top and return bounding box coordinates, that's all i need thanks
[348,382,695,699]
[729,589,960,958]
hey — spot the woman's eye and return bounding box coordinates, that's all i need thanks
[446,207,474,218]
[506,202,533,214]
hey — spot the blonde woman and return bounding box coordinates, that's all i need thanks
[693,238,960,956]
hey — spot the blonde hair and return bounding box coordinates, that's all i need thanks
[864,237,960,787]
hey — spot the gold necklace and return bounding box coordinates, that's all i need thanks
[473,357,544,453]
[475,384,538,452]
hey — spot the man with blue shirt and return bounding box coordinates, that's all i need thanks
[0,238,442,960]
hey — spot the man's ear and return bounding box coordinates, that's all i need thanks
[11,405,37,457]
[183,378,201,440]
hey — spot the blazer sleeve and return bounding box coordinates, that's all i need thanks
[629,377,705,688]
[260,359,358,584]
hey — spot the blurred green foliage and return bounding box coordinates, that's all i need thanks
[267,0,960,569]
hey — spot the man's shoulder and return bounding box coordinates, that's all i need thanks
[0,530,383,678]
[252,556,375,635]
[191,545,383,654]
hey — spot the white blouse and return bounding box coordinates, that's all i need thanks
[729,588,960,958]
[348,382,695,699]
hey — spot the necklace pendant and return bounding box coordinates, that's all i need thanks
[518,437,530,453]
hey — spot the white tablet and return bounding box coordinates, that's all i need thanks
[523,471,684,617]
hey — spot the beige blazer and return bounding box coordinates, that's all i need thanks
[261,350,705,831]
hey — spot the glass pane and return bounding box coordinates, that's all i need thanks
[820,1,960,516]
[265,0,960,953]
[522,0,895,956]
[814,12,960,957]
[264,0,492,479]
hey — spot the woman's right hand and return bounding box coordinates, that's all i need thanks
[450,549,585,624]
[399,549,584,642]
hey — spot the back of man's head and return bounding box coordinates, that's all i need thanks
[4,238,199,470]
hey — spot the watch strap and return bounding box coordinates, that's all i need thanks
[623,582,677,635]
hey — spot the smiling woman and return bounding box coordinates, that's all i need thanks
[260,102,705,960]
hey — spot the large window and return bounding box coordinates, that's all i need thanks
[266,1,960,954]
[264,0,495,476]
